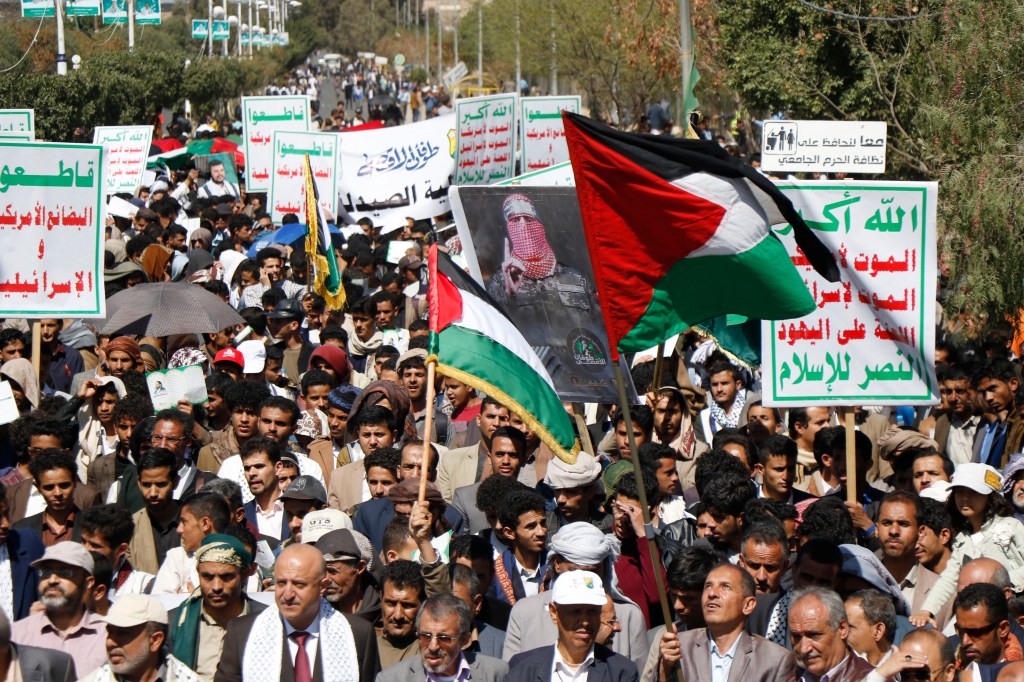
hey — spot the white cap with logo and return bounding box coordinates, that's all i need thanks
[551,570,606,607]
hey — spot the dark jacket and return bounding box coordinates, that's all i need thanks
[10,642,76,682]
[507,643,638,682]
[6,529,45,621]
[243,499,290,542]
[12,509,86,544]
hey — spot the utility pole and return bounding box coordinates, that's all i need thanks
[436,4,441,85]
[207,0,213,56]
[55,0,66,75]
[223,0,229,55]
[127,0,135,51]
[549,0,556,94]
[514,0,520,96]
[680,0,693,124]
[453,3,458,68]
[425,8,430,82]
[477,1,482,87]
[247,0,253,57]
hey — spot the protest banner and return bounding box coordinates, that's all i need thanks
[93,125,152,195]
[0,142,107,318]
[451,185,635,402]
[135,0,160,24]
[454,94,516,185]
[242,96,311,192]
[102,0,126,22]
[761,181,938,406]
[520,96,580,173]
[0,110,34,141]
[269,131,339,223]
[498,161,575,188]
[65,0,101,17]
[337,113,456,229]
[761,120,887,175]
[21,0,52,17]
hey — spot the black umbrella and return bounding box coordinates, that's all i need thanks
[100,281,245,337]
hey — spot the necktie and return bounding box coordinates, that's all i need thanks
[291,631,312,682]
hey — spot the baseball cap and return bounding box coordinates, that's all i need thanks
[237,340,266,374]
[950,462,1003,495]
[280,475,327,504]
[302,509,353,543]
[214,347,245,370]
[101,594,168,627]
[315,529,363,561]
[30,541,95,575]
[267,298,305,320]
[551,570,606,607]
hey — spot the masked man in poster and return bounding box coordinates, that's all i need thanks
[487,193,605,372]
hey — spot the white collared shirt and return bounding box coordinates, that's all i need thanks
[254,498,285,540]
[173,463,195,500]
[709,632,742,682]
[551,644,596,682]
[284,614,321,672]
[947,414,981,466]
[514,558,542,598]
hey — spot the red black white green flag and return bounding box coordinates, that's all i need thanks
[427,244,580,464]
[562,112,839,361]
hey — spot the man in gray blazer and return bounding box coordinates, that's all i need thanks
[0,607,76,682]
[643,563,797,682]
[376,594,507,682]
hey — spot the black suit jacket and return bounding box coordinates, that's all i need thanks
[214,604,380,682]
[243,500,290,542]
[5,529,44,621]
[507,644,638,682]
[11,642,76,682]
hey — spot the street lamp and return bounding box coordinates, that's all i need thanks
[71,54,81,70]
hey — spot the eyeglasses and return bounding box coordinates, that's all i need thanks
[601,617,620,629]
[417,631,459,645]
[37,566,77,580]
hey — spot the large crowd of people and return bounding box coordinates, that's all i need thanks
[0,50,1020,682]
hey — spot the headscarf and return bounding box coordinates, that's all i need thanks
[0,358,39,410]
[219,250,247,290]
[190,228,213,252]
[346,380,413,440]
[172,533,252,669]
[168,347,207,369]
[105,239,127,264]
[545,451,602,490]
[503,193,556,279]
[140,244,171,282]
[59,320,98,352]
[838,543,910,615]
[169,252,190,281]
[308,345,351,382]
[548,523,621,565]
[105,336,142,369]
[187,249,215,277]
[877,427,939,462]
[1003,453,1024,496]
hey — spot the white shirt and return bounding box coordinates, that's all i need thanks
[219,452,325,504]
[551,644,595,682]
[947,414,981,466]
[254,498,285,540]
[174,463,196,500]
[514,558,542,598]
[0,544,13,622]
[284,613,321,671]
[709,632,742,682]
[23,486,45,518]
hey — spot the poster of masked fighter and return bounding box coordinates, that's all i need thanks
[450,186,635,402]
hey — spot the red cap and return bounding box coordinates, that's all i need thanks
[214,347,245,369]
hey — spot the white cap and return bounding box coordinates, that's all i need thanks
[551,570,605,607]
[301,508,353,544]
[237,339,266,374]
[920,479,952,503]
[950,462,1002,495]
[101,595,168,627]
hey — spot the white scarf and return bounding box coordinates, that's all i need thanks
[242,600,358,682]
[86,654,201,682]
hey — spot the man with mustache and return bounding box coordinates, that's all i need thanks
[82,594,202,682]
[954,583,1016,668]
[375,560,425,669]
[788,586,873,682]
[377,594,508,682]
[11,541,108,675]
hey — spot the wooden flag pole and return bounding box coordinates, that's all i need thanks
[417,359,438,503]
[30,322,41,385]
[844,408,857,504]
[571,402,596,456]
[612,361,682,682]
[652,342,665,393]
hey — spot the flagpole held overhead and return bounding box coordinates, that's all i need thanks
[417,359,438,504]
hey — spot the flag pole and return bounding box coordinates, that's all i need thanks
[417,359,438,502]
[652,342,665,393]
[843,408,857,504]
[612,360,681,682]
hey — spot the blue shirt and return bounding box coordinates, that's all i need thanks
[709,631,742,682]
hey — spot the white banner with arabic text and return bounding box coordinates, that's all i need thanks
[93,125,152,195]
[269,131,339,223]
[242,96,311,193]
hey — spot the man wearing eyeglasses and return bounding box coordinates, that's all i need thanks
[151,410,216,503]
[11,541,108,675]
[377,593,508,682]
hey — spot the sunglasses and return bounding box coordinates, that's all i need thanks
[416,632,459,645]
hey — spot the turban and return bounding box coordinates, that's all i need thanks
[195,533,252,569]
[106,337,142,366]
[549,523,621,565]
[545,451,602,490]
[877,427,939,462]
[838,543,909,615]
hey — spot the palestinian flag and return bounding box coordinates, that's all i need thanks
[562,112,839,360]
[303,154,346,310]
[428,245,580,464]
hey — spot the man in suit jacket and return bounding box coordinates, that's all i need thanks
[508,570,637,682]
[328,459,365,512]
[6,474,101,524]
[646,564,795,682]
[0,485,44,621]
[215,544,380,682]
[377,593,507,682]
[436,399,509,502]
[447,428,528,535]
[788,587,874,682]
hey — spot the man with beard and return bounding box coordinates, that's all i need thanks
[377,594,508,682]
[376,560,425,669]
[316,528,382,623]
[699,362,760,439]
[12,541,108,675]
[82,595,203,682]
[508,571,637,682]
[169,534,266,680]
